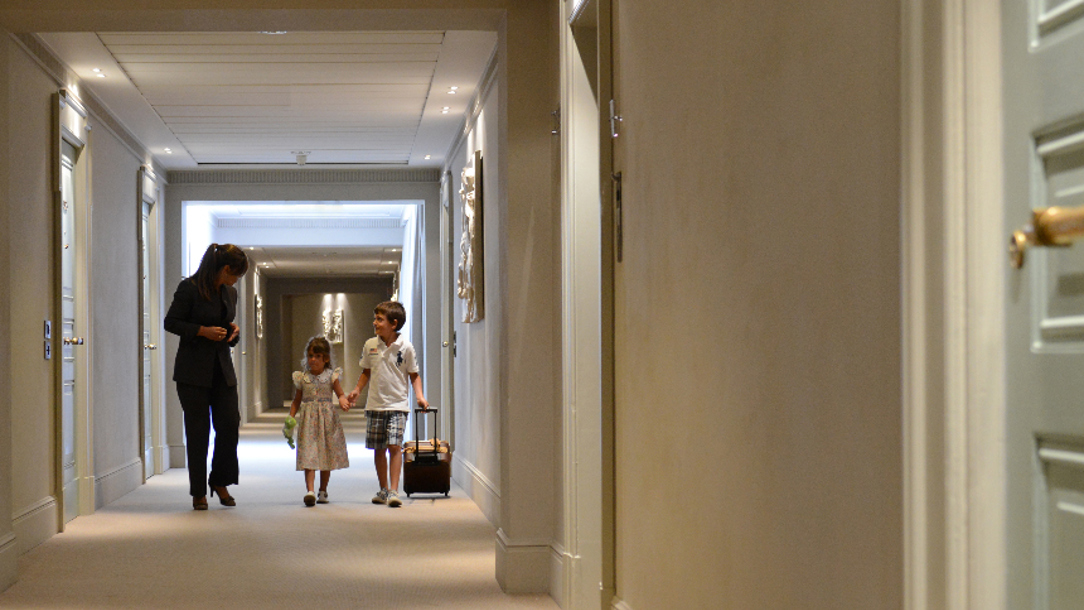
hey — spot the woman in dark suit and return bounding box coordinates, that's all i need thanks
[164,243,249,510]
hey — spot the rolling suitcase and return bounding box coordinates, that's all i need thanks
[402,406,451,497]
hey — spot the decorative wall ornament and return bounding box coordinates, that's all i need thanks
[255,295,264,340]
[457,150,484,322]
[323,308,344,344]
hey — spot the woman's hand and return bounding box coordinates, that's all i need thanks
[197,325,228,341]
[228,323,240,342]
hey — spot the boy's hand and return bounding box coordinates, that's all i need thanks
[346,389,359,405]
[338,395,350,411]
[417,397,430,410]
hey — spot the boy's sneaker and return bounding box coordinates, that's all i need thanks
[304,491,317,507]
[317,490,329,504]
[387,490,402,508]
[372,488,389,505]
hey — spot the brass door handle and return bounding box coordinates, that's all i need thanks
[1010,205,1084,269]
[144,344,156,350]
[63,337,85,345]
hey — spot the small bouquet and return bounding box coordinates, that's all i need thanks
[283,416,297,449]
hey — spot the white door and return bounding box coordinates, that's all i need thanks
[60,140,79,524]
[1004,2,1084,606]
[141,201,155,479]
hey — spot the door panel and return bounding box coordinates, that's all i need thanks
[60,141,78,524]
[1005,0,1084,606]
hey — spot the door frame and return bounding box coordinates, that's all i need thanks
[902,0,1005,607]
[54,89,94,527]
[137,166,165,477]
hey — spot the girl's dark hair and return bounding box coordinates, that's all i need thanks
[375,301,406,331]
[192,243,249,301]
[302,336,333,371]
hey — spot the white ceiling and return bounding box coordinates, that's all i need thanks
[38,30,496,168]
[37,30,495,276]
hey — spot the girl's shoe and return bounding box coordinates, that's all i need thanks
[304,491,317,506]
[372,489,389,504]
[317,490,329,504]
[387,490,402,508]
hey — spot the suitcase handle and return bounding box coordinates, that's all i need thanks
[413,406,440,456]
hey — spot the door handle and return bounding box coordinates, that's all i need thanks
[1010,205,1084,269]
[63,337,84,345]
[144,344,157,350]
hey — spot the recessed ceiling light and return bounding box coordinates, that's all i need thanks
[164,148,172,153]
[447,90,457,95]
[450,86,458,90]
[441,110,449,114]
[92,68,101,73]
[96,73,106,78]
[424,155,431,160]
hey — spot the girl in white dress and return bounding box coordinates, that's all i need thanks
[289,336,351,506]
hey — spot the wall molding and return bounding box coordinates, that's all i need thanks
[611,598,633,610]
[452,453,500,525]
[12,34,167,178]
[495,528,552,594]
[217,217,404,229]
[167,168,440,185]
[0,532,16,592]
[12,497,57,555]
[95,458,143,508]
[446,46,499,164]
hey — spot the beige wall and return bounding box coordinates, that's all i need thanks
[0,32,15,591]
[88,115,144,507]
[609,1,902,608]
[449,81,502,524]
[0,31,160,566]
[7,35,61,554]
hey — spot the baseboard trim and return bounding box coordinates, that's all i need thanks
[0,532,17,593]
[12,496,57,554]
[95,458,144,508]
[549,542,566,608]
[452,454,500,525]
[612,597,633,610]
[495,528,551,594]
[169,444,186,469]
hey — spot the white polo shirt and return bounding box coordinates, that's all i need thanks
[360,334,418,412]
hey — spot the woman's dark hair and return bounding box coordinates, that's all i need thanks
[375,301,406,331]
[302,336,333,371]
[192,243,249,301]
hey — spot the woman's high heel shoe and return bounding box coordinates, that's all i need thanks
[210,485,236,507]
[193,496,208,511]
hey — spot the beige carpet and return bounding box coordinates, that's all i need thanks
[0,418,557,609]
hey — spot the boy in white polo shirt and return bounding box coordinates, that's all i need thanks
[346,301,428,508]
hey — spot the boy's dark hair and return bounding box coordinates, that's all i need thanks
[302,336,333,371]
[375,301,406,331]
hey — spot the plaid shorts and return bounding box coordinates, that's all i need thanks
[365,411,407,449]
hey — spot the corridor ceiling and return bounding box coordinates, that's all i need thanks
[34,29,496,277]
[37,30,497,168]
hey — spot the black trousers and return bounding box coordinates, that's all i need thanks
[176,365,240,497]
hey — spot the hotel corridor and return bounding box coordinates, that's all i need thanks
[0,419,556,609]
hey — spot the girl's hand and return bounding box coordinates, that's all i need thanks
[338,396,351,411]
[197,325,228,341]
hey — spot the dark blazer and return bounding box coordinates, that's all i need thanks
[164,278,240,388]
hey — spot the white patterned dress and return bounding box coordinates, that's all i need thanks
[292,368,350,471]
